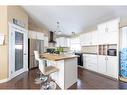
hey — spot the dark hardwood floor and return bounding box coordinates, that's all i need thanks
[0,67,127,89]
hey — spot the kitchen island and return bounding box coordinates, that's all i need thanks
[41,53,78,89]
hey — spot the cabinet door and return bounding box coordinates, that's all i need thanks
[58,37,64,47]
[67,38,70,47]
[106,19,119,44]
[44,36,48,47]
[56,38,60,47]
[85,33,92,45]
[63,37,67,47]
[107,56,118,79]
[98,23,108,44]
[91,31,98,45]
[37,32,44,40]
[29,31,37,39]
[80,34,85,46]
[98,55,107,74]
[80,33,91,46]
[83,54,86,68]
[57,37,69,47]
[28,31,31,38]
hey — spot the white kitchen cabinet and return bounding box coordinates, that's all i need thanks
[67,38,71,47]
[44,36,48,47]
[98,55,107,74]
[59,37,65,47]
[37,32,44,40]
[91,30,98,45]
[106,19,119,44]
[29,31,37,39]
[83,54,98,72]
[97,18,119,44]
[98,23,108,44]
[56,37,64,47]
[80,31,98,46]
[56,38,60,47]
[29,31,44,40]
[56,37,70,47]
[83,54,86,68]
[84,33,92,45]
[98,55,118,79]
[106,56,118,79]
[79,34,84,46]
[80,33,91,46]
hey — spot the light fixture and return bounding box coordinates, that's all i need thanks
[72,32,76,36]
[55,21,62,35]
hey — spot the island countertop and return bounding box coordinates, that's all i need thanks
[41,53,79,61]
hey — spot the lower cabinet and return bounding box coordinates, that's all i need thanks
[106,56,118,79]
[98,55,107,74]
[83,54,98,72]
[83,54,118,79]
[98,55,118,79]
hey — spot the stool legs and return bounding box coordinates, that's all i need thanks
[41,75,56,90]
[35,71,47,84]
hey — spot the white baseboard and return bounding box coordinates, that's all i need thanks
[78,65,84,68]
[0,69,28,83]
[0,78,10,83]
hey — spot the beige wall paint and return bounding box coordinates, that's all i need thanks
[7,6,28,29]
[0,6,29,80]
[0,6,8,80]
[28,16,48,36]
[0,6,49,81]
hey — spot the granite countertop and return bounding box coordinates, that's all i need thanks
[41,53,79,61]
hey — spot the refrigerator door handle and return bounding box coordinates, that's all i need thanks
[24,53,27,55]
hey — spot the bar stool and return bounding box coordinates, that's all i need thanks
[38,58,59,89]
[34,51,47,84]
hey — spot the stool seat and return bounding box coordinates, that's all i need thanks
[34,51,59,89]
[43,66,59,75]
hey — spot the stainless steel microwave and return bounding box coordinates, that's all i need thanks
[107,49,117,56]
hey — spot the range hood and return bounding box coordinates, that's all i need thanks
[49,31,56,43]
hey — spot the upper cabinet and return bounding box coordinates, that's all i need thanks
[56,37,70,47]
[91,30,98,45]
[36,32,44,40]
[80,18,120,46]
[44,36,48,47]
[97,18,120,44]
[29,30,44,40]
[80,30,98,46]
[29,31,37,39]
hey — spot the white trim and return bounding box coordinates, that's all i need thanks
[9,23,28,80]
[0,69,28,83]
[0,78,10,83]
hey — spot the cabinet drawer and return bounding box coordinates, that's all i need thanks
[86,63,97,72]
[85,55,97,63]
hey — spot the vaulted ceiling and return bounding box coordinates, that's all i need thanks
[22,6,127,35]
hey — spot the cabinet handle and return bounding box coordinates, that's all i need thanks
[105,27,108,32]
[105,57,108,60]
[107,28,108,32]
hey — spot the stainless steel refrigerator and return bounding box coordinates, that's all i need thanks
[28,39,44,69]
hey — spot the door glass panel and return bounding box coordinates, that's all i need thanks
[15,32,24,71]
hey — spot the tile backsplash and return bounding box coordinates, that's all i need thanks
[81,45,98,53]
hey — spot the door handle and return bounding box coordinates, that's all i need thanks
[24,53,27,55]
